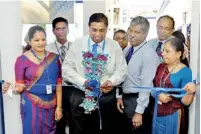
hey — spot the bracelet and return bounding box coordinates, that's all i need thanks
[187,92,195,95]
[56,107,62,112]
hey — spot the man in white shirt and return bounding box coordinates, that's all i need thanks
[46,17,71,134]
[46,17,72,61]
[117,16,160,134]
[113,29,128,50]
[148,15,175,62]
[62,13,127,134]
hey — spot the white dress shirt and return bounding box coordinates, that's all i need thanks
[46,40,72,60]
[62,35,128,91]
[123,40,160,114]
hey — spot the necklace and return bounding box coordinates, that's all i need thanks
[160,63,179,87]
[31,49,46,61]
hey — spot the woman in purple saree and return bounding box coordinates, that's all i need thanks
[152,37,196,134]
[14,26,62,134]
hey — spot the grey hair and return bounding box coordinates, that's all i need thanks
[130,16,150,34]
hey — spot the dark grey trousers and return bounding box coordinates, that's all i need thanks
[123,93,152,134]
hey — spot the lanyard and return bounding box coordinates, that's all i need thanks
[125,41,147,58]
[88,37,106,54]
[159,64,179,87]
[31,49,51,84]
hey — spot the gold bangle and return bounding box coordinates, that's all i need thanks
[187,93,195,95]
[56,107,62,112]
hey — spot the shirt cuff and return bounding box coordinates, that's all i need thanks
[76,77,87,91]
[116,95,122,99]
[135,104,145,114]
[108,77,117,86]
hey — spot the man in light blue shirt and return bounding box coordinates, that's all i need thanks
[148,15,175,62]
[117,16,160,134]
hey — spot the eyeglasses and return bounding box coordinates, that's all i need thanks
[162,49,176,54]
[157,26,173,32]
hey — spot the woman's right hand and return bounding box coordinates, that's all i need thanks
[15,83,25,93]
[158,93,172,103]
[2,82,11,93]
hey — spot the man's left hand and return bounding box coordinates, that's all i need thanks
[100,80,113,93]
[132,113,142,129]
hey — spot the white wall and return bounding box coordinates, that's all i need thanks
[189,1,200,134]
[83,0,105,35]
[158,0,200,134]
[0,1,22,134]
[158,0,192,28]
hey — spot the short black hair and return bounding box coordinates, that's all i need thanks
[113,29,127,39]
[157,15,175,29]
[88,13,108,27]
[52,17,68,29]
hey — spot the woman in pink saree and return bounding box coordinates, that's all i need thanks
[15,26,62,134]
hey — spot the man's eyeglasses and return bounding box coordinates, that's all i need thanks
[157,26,173,32]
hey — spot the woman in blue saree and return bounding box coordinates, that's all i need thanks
[14,26,63,134]
[152,37,196,134]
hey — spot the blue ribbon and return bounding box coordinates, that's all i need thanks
[86,82,189,131]
[150,87,186,134]
[0,80,5,134]
[0,78,196,132]
[152,90,163,134]
[127,86,187,133]
[87,80,101,97]
[87,80,103,129]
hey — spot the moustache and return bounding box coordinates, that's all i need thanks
[129,37,135,41]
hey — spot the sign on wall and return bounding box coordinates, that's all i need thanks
[21,0,74,24]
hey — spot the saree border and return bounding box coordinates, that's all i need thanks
[24,91,56,108]
[25,53,57,91]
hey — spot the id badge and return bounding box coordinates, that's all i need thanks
[46,85,52,94]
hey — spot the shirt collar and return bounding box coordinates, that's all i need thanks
[89,37,104,48]
[133,40,147,49]
[55,40,69,48]
[157,37,171,44]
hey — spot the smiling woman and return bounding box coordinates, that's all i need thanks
[3,25,63,134]
[152,37,195,134]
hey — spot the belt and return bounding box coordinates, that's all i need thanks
[123,93,138,97]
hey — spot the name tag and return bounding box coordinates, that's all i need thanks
[46,85,52,94]
[7,87,13,98]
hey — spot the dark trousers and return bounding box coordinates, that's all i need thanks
[68,88,124,134]
[56,85,74,134]
[123,93,152,134]
[184,106,189,134]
